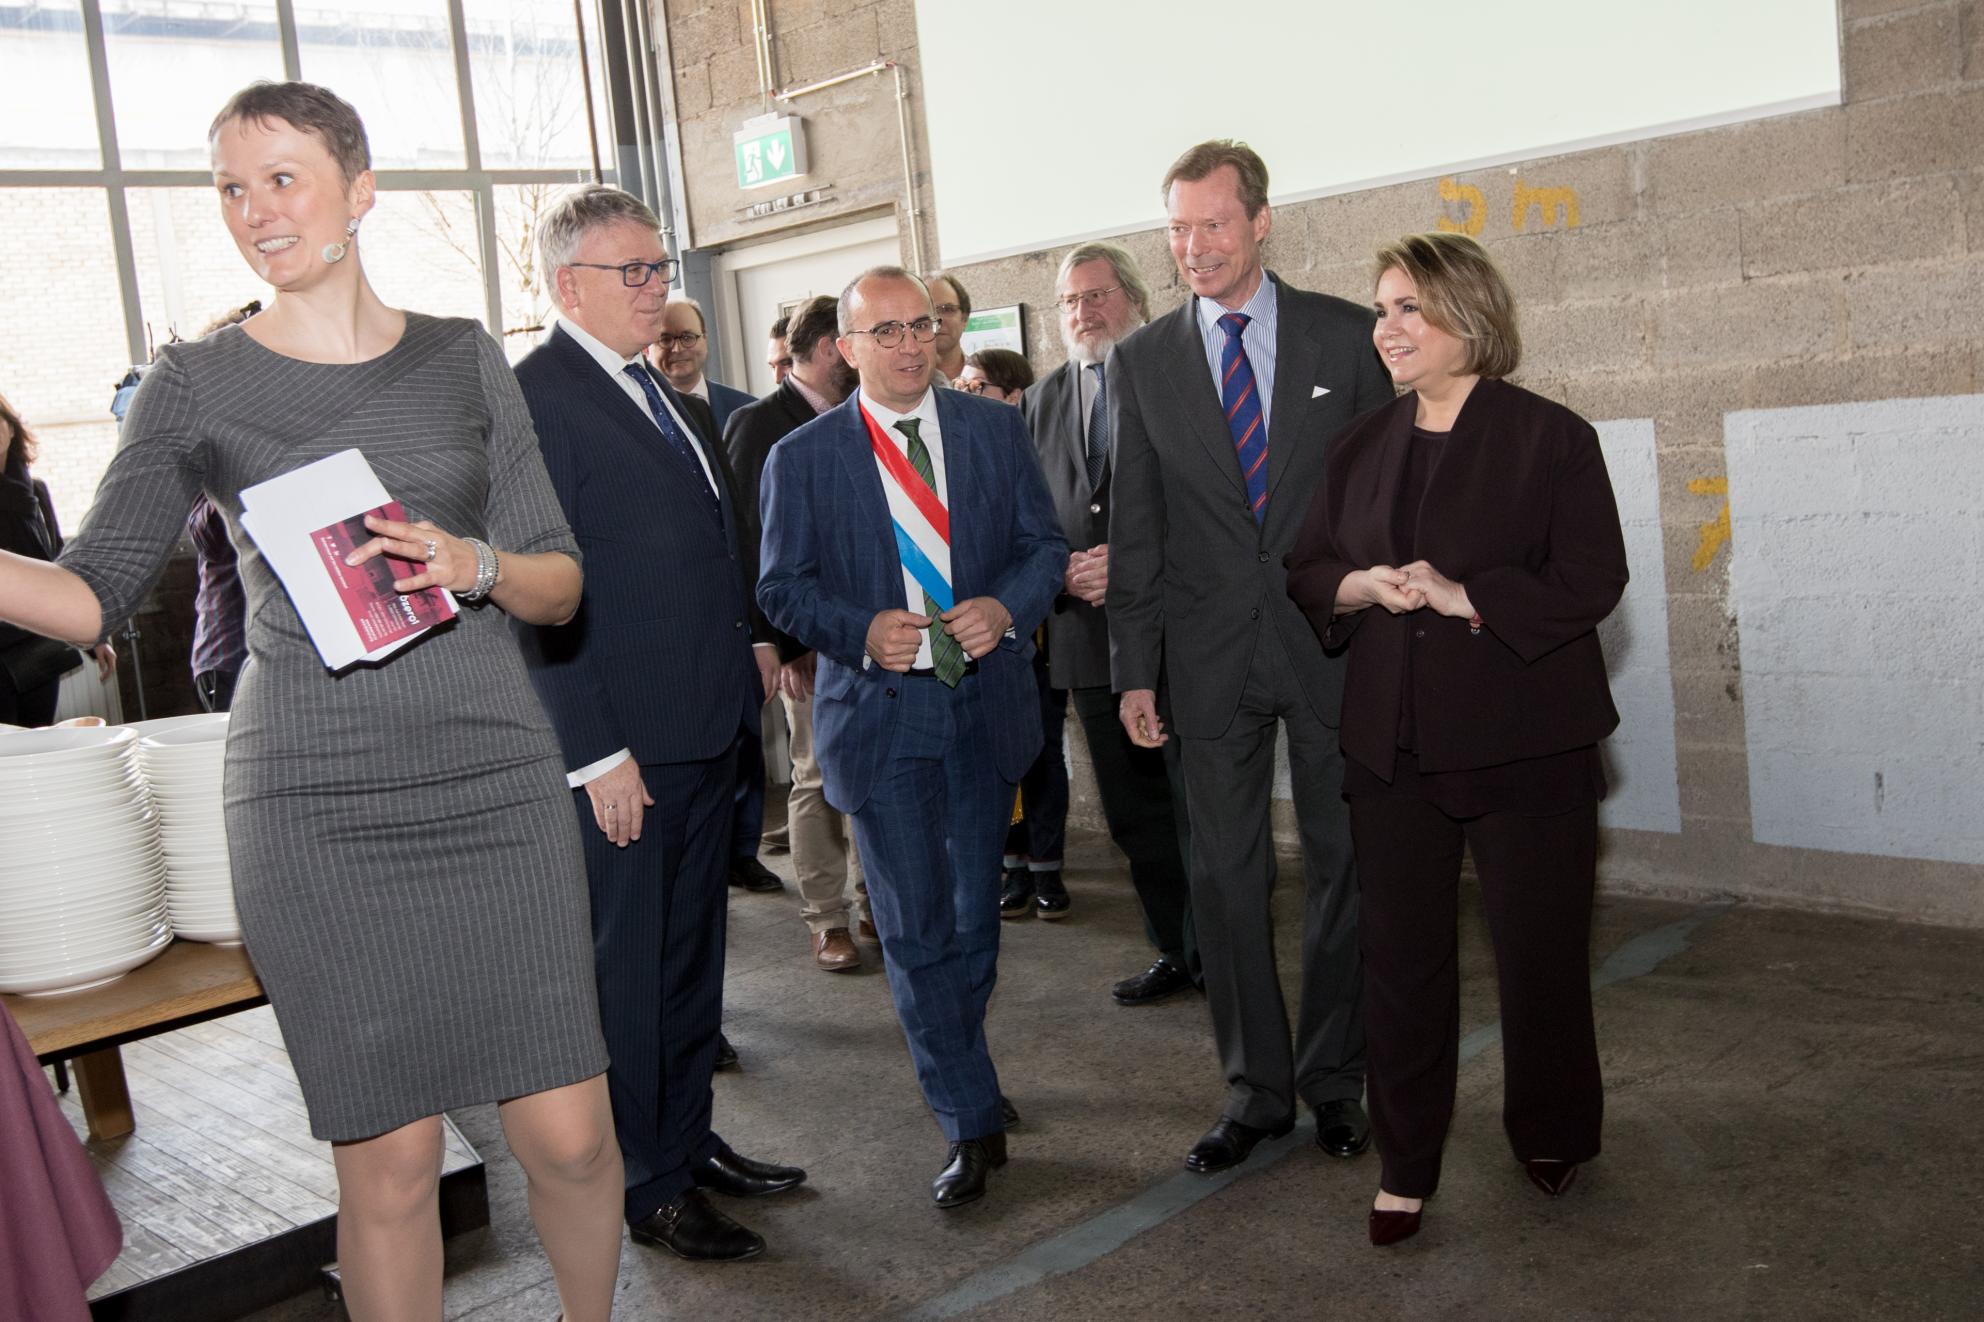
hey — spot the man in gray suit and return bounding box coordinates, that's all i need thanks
[1020,241,1197,1006]
[1108,140,1392,1174]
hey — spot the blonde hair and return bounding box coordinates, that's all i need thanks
[1371,232,1521,379]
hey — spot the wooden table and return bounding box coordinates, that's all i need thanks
[3,940,266,1140]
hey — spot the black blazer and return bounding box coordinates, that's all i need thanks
[1020,359,1112,691]
[723,378,820,661]
[1107,273,1394,735]
[1285,377,1628,780]
[512,325,762,770]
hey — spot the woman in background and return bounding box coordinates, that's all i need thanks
[0,82,621,1318]
[957,347,1035,403]
[1286,232,1628,1247]
[0,393,112,725]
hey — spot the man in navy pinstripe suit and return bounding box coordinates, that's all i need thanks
[758,267,1065,1208]
[514,186,798,1262]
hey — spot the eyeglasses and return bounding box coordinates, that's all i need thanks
[932,303,963,319]
[653,332,703,349]
[1054,286,1120,313]
[566,258,679,288]
[845,317,938,349]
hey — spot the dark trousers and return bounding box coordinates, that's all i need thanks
[1005,654,1068,866]
[1068,684,1196,974]
[1175,624,1365,1128]
[575,746,736,1222]
[194,667,239,713]
[730,716,766,860]
[0,676,59,727]
[849,674,1010,1143]
[1348,788,1603,1199]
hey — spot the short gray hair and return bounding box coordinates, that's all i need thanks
[539,185,663,284]
[1056,241,1152,321]
[837,265,929,334]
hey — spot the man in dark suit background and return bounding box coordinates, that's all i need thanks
[649,294,756,436]
[1020,241,1197,1006]
[758,267,1065,1208]
[1108,141,1393,1175]
[722,294,871,972]
[513,185,801,1262]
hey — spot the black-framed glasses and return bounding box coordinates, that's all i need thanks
[567,258,678,288]
[845,317,938,349]
[932,302,963,319]
[1054,286,1120,312]
[653,331,703,349]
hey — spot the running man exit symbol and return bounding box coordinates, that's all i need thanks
[733,115,808,190]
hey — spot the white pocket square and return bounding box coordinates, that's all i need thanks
[1312,386,1331,398]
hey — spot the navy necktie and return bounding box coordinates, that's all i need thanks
[1084,363,1110,493]
[1219,313,1269,523]
[622,363,718,516]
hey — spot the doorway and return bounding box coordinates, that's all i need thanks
[710,215,903,397]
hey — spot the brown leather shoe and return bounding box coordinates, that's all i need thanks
[813,927,862,971]
[858,914,878,940]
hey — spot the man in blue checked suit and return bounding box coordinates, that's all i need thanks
[512,186,799,1264]
[758,266,1066,1208]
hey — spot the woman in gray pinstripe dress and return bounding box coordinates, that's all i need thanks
[0,84,622,1319]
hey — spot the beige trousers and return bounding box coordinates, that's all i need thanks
[782,690,865,933]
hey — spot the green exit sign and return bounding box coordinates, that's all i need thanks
[733,114,807,190]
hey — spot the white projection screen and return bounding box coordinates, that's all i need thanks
[915,0,1842,264]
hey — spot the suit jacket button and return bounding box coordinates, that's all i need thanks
[1415,629,1426,639]
[1089,502,1102,515]
[1257,551,1269,563]
[734,620,744,629]
[1249,607,1260,620]
[886,687,897,698]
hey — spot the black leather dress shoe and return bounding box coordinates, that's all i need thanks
[1033,873,1071,920]
[998,867,1034,918]
[1184,1115,1292,1174]
[1524,1159,1580,1196]
[1111,955,1194,1005]
[729,857,785,892]
[629,1189,764,1261]
[1000,1094,1020,1128]
[1314,1099,1372,1158]
[931,1132,1008,1208]
[714,1032,738,1070]
[692,1141,807,1198]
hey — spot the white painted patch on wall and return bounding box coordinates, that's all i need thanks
[1592,420,1684,833]
[1724,394,1984,866]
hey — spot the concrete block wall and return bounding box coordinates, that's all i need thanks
[656,0,1984,926]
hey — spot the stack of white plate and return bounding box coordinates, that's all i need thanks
[135,717,240,943]
[0,726,172,995]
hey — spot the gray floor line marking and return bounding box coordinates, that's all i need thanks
[896,899,1736,1322]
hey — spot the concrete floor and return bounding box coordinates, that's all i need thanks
[245,811,1984,1321]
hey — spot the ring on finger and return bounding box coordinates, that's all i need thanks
[423,538,438,562]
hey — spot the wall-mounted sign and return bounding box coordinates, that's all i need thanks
[733,114,808,190]
[959,304,1024,357]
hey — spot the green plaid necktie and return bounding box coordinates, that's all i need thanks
[895,418,968,687]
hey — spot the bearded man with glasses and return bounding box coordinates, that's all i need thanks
[758,266,1065,1208]
[513,185,800,1263]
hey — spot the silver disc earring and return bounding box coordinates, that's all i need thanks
[321,217,359,264]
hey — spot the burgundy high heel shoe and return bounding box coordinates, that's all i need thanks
[1368,1201,1423,1246]
[1524,1159,1579,1197]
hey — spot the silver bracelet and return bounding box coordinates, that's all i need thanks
[460,537,500,602]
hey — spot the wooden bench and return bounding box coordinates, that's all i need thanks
[3,940,266,1140]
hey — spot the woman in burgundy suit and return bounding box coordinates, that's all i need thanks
[1285,233,1628,1247]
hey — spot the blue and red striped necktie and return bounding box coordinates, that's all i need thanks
[1219,312,1269,523]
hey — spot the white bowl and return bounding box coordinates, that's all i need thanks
[0,929,173,995]
[0,914,170,957]
[139,723,229,751]
[0,725,138,766]
[125,714,229,738]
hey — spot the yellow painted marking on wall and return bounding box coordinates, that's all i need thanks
[1435,176,1486,236]
[1689,476,1731,572]
[1512,178,1580,232]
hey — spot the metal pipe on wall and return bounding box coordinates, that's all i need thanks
[773,59,925,272]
